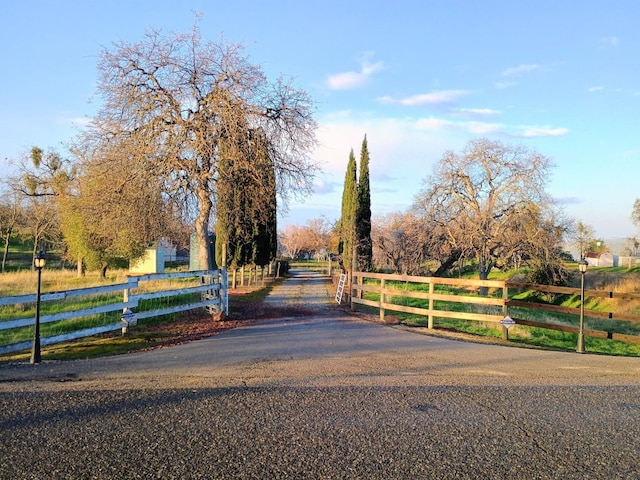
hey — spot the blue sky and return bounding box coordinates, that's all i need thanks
[1,1,638,238]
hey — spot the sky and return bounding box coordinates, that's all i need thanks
[1,0,638,240]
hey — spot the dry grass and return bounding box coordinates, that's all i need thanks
[0,269,131,297]
[579,269,640,316]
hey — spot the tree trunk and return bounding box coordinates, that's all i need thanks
[77,257,85,277]
[2,232,10,273]
[101,264,108,278]
[478,261,491,296]
[433,249,463,277]
[195,189,213,271]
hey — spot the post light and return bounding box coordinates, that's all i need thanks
[577,259,588,353]
[30,250,46,364]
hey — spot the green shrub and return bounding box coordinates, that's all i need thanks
[277,259,290,275]
[527,259,573,286]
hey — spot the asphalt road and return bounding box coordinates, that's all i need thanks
[2,270,640,479]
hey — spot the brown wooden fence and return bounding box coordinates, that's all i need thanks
[346,271,640,345]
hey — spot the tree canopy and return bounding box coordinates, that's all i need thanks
[414,138,564,280]
[356,135,372,270]
[87,22,318,271]
[339,149,357,271]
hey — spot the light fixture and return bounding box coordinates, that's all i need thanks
[577,258,588,353]
[30,250,46,364]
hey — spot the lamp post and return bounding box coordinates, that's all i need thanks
[577,258,588,353]
[30,250,46,364]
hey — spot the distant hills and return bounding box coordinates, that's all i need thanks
[564,237,633,260]
[604,238,632,256]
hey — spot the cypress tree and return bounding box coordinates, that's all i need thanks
[339,149,357,271]
[356,135,373,270]
[216,128,277,269]
[250,131,277,267]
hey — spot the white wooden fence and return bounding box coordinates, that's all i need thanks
[0,269,228,355]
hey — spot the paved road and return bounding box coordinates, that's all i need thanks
[2,269,640,479]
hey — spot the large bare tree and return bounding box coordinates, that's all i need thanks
[278,218,331,260]
[414,138,560,280]
[372,212,428,275]
[87,23,318,270]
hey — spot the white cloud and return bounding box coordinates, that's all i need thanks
[495,81,517,89]
[290,112,571,226]
[622,148,640,157]
[452,107,502,117]
[325,52,383,90]
[588,86,604,92]
[326,71,367,90]
[414,117,568,138]
[502,64,542,77]
[311,178,339,195]
[600,36,620,47]
[518,125,569,137]
[377,90,469,106]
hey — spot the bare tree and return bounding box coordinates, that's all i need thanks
[414,138,558,280]
[0,191,26,272]
[632,199,640,228]
[304,217,332,260]
[372,212,427,274]
[571,221,596,260]
[277,218,332,260]
[86,22,318,271]
[5,147,75,266]
[22,196,61,264]
[278,224,306,259]
[623,237,640,257]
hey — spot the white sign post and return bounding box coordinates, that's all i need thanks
[500,315,516,329]
[121,308,137,334]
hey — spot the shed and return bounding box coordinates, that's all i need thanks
[130,243,166,274]
[584,252,615,267]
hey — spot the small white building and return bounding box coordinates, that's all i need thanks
[130,240,176,274]
[584,252,615,267]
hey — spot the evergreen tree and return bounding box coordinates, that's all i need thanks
[249,131,278,267]
[356,135,373,270]
[339,149,357,271]
[216,128,277,269]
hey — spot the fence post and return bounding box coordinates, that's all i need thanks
[350,272,355,311]
[428,279,434,329]
[380,278,385,322]
[502,284,509,340]
[221,268,229,316]
[122,277,137,335]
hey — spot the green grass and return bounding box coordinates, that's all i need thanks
[288,259,331,273]
[0,270,211,348]
[354,272,640,356]
[0,274,280,363]
[394,314,640,357]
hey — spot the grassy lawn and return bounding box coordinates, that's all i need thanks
[354,269,640,357]
[3,259,640,360]
[0,279,280,363]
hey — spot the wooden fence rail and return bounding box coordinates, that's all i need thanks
[0,269,228,356]
[348,271,640,346]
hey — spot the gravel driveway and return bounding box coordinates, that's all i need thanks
[2,269,640,479]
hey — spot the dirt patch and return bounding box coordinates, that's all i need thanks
[135,293,317,351]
